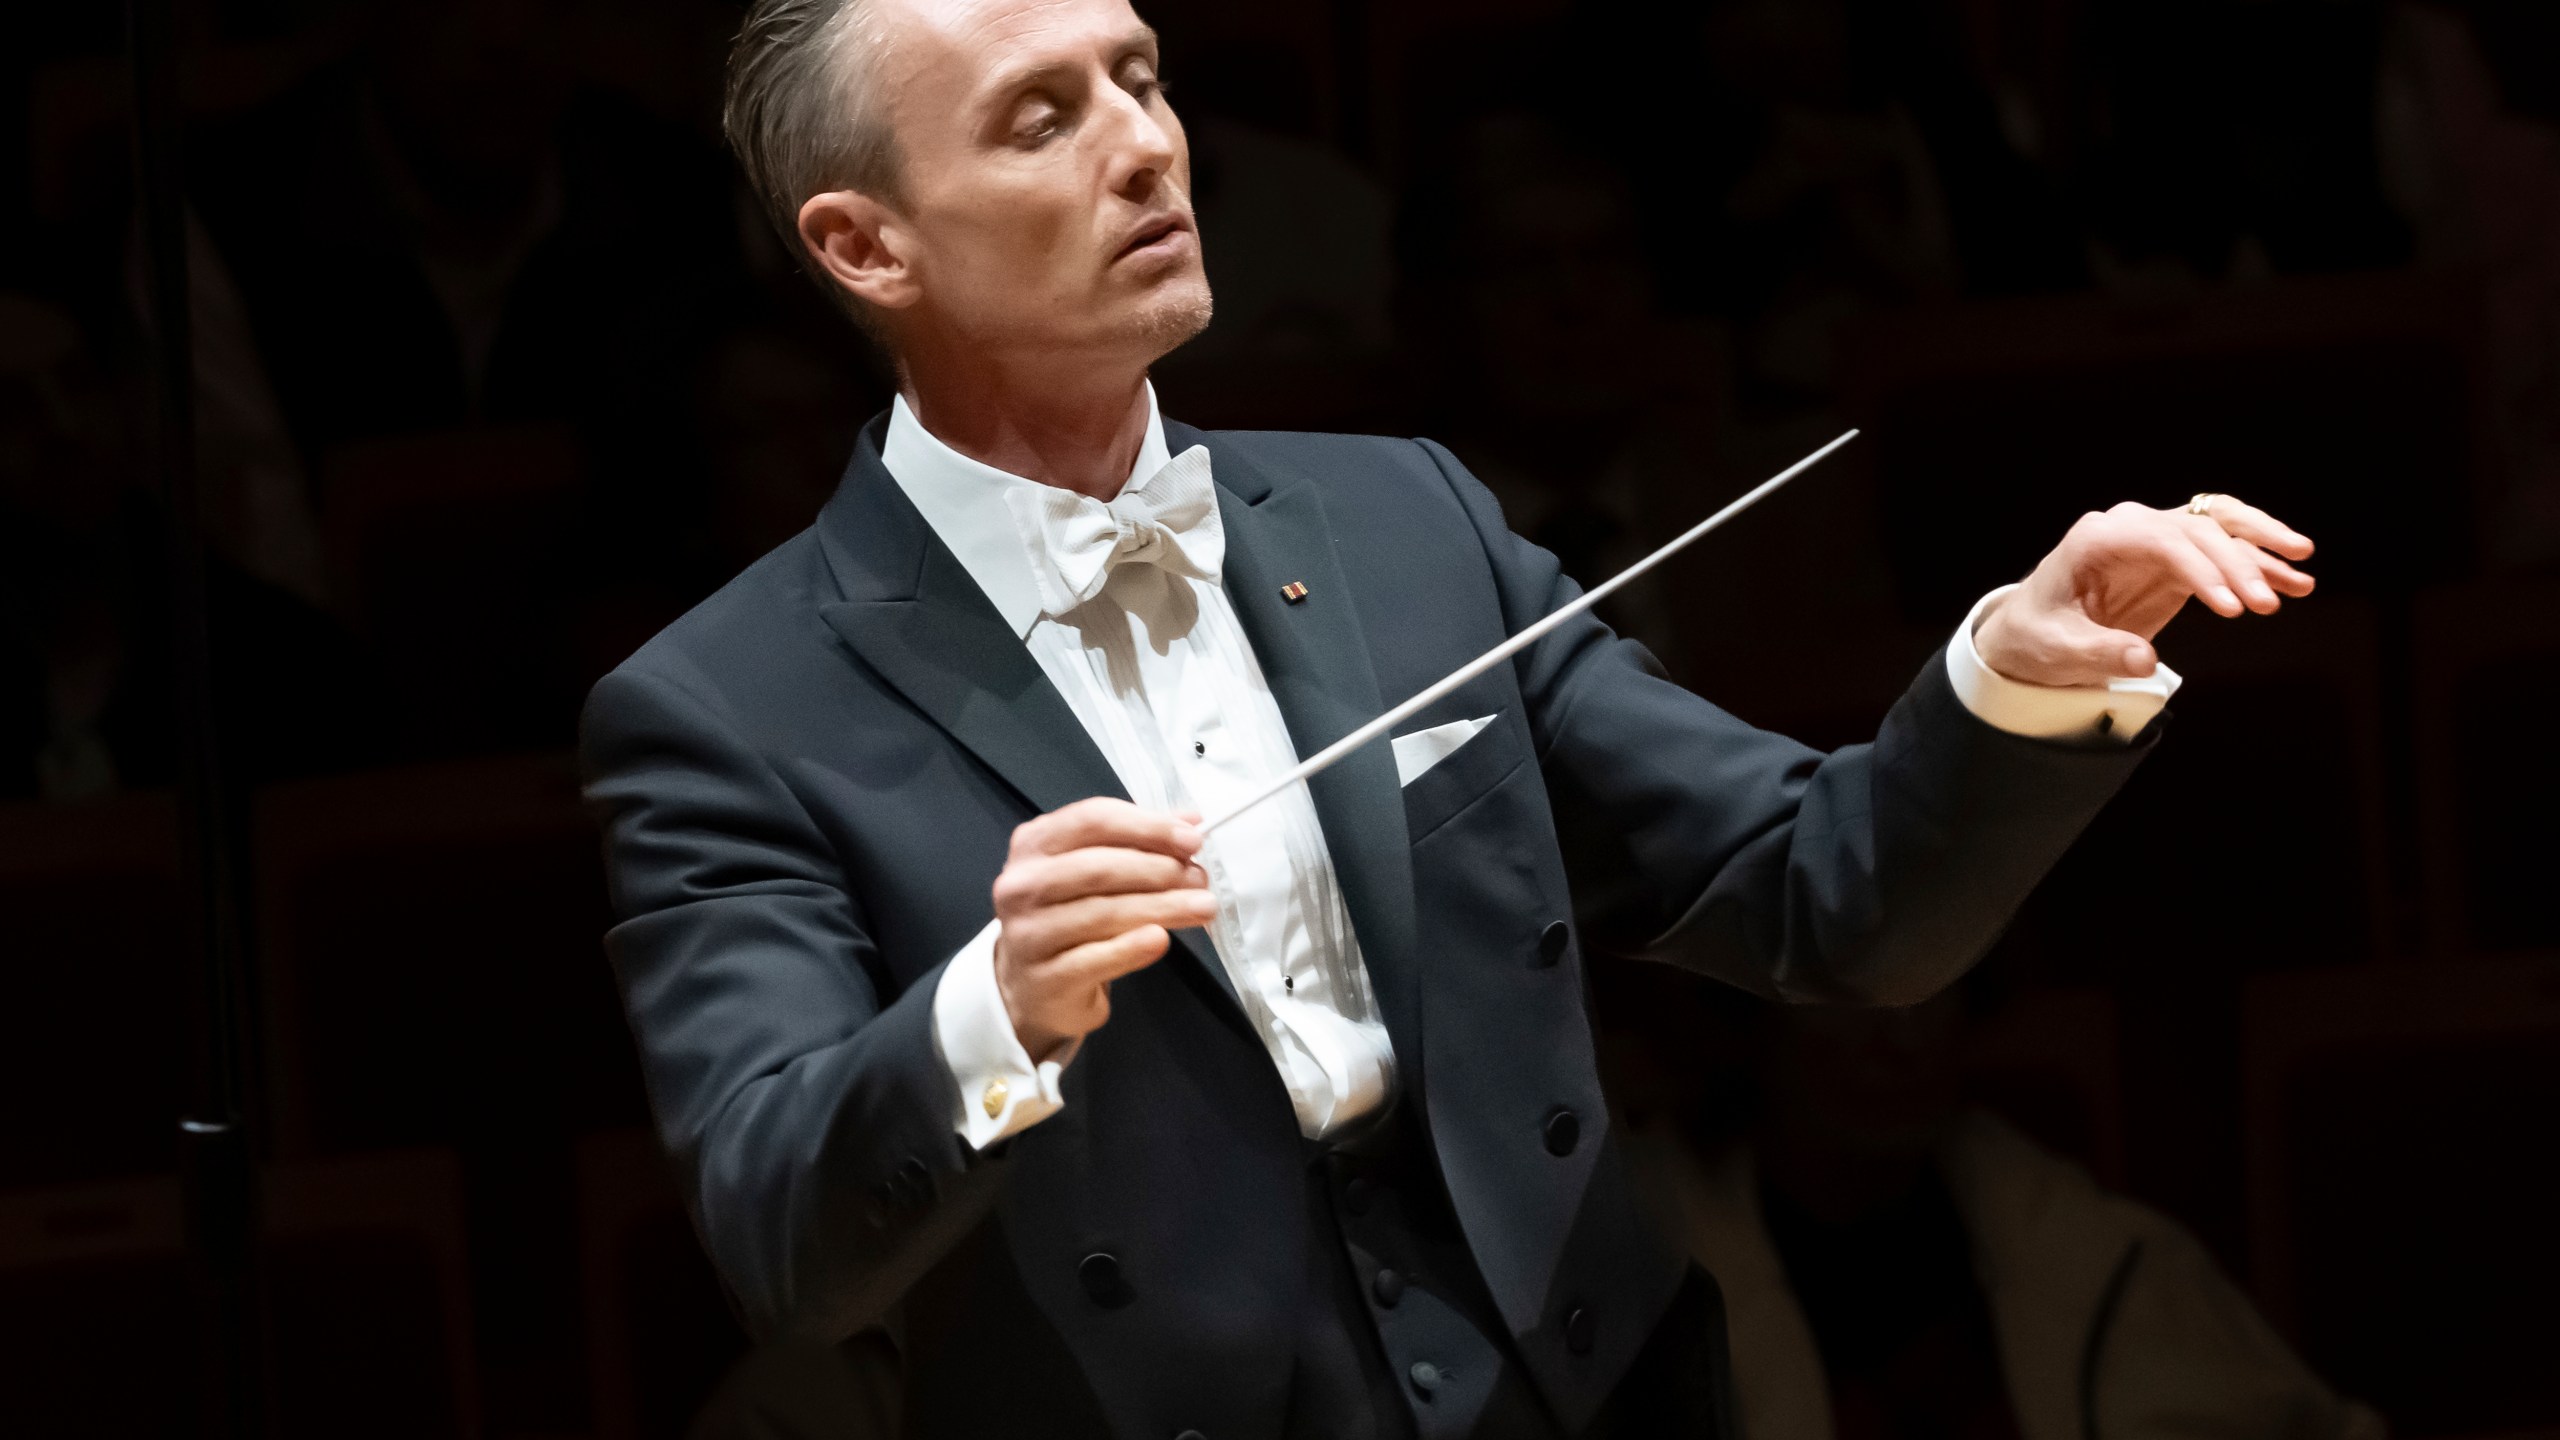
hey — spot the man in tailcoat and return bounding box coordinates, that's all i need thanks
[583,1,2319,1433]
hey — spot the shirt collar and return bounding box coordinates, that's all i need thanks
[879,382,1176,639]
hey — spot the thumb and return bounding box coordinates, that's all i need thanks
[2048,609,2156,683]
[1983,604,2154,687]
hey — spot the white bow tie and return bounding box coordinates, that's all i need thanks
[1004,445,1224,616]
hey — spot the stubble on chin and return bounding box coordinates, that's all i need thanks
[1129,273,1214,360]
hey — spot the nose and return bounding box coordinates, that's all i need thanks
[1099,84,1179,203]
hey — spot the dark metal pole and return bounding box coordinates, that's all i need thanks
[126,2,266,1433]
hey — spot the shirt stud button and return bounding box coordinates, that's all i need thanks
[1193,739,1205,756]
[982,1079,1009,1119]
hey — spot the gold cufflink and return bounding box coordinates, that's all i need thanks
[1281,581,1309,603]
[982,1078,1008,1119]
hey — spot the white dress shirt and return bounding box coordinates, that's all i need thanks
[892,389,1393,1149]
[883,387,2182,1152]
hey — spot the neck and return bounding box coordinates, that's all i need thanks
[898,339,1154,501]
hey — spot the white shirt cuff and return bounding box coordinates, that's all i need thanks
[930,919,1073,1150]
[1945,584,2181,744]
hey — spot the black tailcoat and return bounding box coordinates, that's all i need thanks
[580,418,2152,1436]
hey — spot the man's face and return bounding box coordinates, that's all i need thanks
[869,0,1210,364]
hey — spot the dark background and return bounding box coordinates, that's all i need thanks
[3,0,2557,1434]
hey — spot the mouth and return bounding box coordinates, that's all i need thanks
[1115,213,1193,262]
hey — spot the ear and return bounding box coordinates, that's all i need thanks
[798,189,920,313]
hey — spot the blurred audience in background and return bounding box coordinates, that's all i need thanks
[3,0,2556,1435]
[1398,109,1719,663]
[1597,967,2385,1440]
[177,0,747,755]
[0,290,380,801]
[2384,0,2560,565]
[1,292,147,803]
[1150,38,1399,426]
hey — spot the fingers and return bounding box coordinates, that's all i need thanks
[1011,797,1202,863]
[2126,520,2246,617]
[2179,513,2284,614]
[995,847,1210,911]
[1000,917,1181,1055]
[994,800,1216,1050]
[2182,503,2321,608]
[2256,547,2318,598]
[1001,887,1218,967]
[2207,497,2315,562]
[1036,920,1186,1039]
[2208,500,2319,596]
[2090,502,2314,620]
[1047,924,1177,990]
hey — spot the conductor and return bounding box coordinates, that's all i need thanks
[582,0,2320,1434]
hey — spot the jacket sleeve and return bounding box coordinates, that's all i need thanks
[1415,437,2155,1005]
[581,662,1009,1344]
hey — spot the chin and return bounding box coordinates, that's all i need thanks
[1126,273,1215,359]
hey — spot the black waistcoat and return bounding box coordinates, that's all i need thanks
[1286,1101,1565,1440]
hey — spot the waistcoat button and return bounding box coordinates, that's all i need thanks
[1372,1268,1406,1308]
[1537,920,1569,967]
[1078,1251,1130,1307]
[1543,1107,1580,1157]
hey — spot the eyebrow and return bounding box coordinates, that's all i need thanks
[977,25,1160,113]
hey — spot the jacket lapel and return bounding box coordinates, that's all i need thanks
[815,420,1125,817]
[1189,424,1426,1092]
[812,418,1239,1009]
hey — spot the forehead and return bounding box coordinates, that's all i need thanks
[879,0,1151,91]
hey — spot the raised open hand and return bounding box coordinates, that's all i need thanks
[1974,494,2317,689]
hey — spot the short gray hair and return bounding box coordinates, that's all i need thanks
[724,0,906,274]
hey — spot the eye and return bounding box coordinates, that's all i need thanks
[1011,101,1064,146]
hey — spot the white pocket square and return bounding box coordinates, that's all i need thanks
[1392,715,1496,787]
